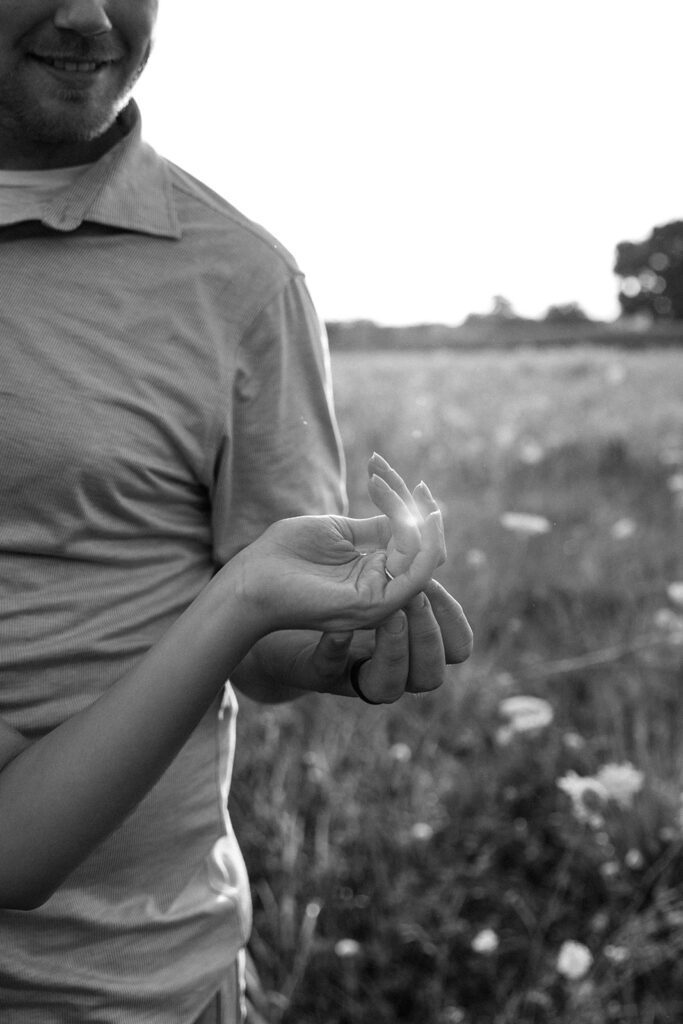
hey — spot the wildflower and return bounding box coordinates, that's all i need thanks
[556,940,593,980]
[500,511,551,536]
[599,861,620,880]
[410,822,434,843]
[653,607,683,631]
[471,928,499,954]
[610,517,636,540]
[590,911,609,933]
[335,938,362,959]
[652,607,683,644]
[518,440,545,465]
[495,725,513,746]
[557,770,607,828]
[465,548,487,569]
[595,762,644,809]
[499,695,554,735]
[625,848,644,870]
[388,742,412,764]
[438,1008,466,1024]
[495,671,515,691]
[604,944,629,964]
[562,731,586,751]
[667,582,683,608]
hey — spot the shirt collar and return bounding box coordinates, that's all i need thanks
[9,102,181,239]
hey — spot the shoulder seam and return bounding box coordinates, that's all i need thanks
[168,169,297,273]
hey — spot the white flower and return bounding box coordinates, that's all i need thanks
[471,928,499,954]
[653,607,683,632]
[495,725,514,746]
[499,695,554,735]
[410,822,434,842]
[388,742,412,764]
[465,548,487,569]
[667,473,683,493]
[556,940,593,980]
[439,1008,466,1024]
[335,938,362,959]
[557,771,607,827]
[500,511,552,536]
[495,671,515,690]
[667,582,683,608]
[625,848,644,870]
[562,731,586,751]
[604,944,629,964]
[610,517,636,540]
[518,440,545,465]
[595,762,644,809]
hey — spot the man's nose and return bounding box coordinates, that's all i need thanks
[54,1,113,37]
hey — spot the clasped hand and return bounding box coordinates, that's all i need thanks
[237,454,472,704]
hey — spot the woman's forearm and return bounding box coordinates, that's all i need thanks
[0,558,260,911]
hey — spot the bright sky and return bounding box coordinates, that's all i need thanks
[136,0,683,326]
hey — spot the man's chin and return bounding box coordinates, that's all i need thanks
[25,99,125,152]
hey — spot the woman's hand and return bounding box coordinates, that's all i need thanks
[231,456,472,706]
[234,473,445,637]
[367,452,473,666]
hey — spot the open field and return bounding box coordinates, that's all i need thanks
[231,347,683,1024]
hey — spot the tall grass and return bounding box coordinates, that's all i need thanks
[230,347,683,1023]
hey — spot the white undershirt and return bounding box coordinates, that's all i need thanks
[0,164,91,222]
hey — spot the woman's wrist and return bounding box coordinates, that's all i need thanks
[211,546,276,645]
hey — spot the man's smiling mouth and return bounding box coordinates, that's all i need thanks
[30,55,114,73]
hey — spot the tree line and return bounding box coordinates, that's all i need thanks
[326,221,683,350]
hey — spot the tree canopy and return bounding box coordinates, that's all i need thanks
[614,221,683,319]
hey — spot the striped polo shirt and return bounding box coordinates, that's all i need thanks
[0,102,345,1022]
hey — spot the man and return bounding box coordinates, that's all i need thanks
[0,3,472,1022]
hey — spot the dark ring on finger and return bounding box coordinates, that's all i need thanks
[349,657,384,705]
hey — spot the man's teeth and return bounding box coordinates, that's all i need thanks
[40,57,103,72]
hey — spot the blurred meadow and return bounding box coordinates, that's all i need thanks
[230,346,683,1024]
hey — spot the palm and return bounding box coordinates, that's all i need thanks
[251,515,391,631]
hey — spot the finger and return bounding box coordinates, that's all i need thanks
[424,579,473,663]
[353,612,409,704]
[404,593,447,693]
[368,512,444,614]
[367,474,421,561]
[330,513,392,552]
[412,480,439,521]
[368,453,421,519]
[311,631,355,690]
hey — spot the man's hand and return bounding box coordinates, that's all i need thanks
[231,454,472,705]
[311,575,472,705]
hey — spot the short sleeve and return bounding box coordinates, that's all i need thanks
[210,273,348,565]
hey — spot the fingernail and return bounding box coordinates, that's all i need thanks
[327,632,352,647]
